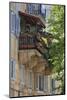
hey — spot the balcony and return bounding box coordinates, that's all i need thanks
[19,33,51,67]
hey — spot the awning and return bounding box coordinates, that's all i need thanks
[19,11,46,28]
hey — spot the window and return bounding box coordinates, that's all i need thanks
[39,75,44,91]
[35,74,48,92]
[28,71,32,88]
[51,79,55,94]
[10,59,16,80]
[11,11,15,33]
[11,61,13,78]
[27,4,40,15]
[10,11,20,36]
[41,5,46,16]
[33,4,39,15]
[28,4,33,14]
[36,74,39,90]
[16,15,20,37]
[44,76,48,91]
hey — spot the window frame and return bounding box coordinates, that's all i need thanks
[15,14,20,37]
[10,11,16,34]
[10,10,20,37]
[28,70,33,89]
[35,74,48,92]
[51,79,55,94]
[29,71,33,88]
[39,75,44,91]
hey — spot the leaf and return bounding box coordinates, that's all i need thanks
[48,5,65,93]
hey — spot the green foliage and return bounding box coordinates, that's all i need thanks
[48,5,65,94]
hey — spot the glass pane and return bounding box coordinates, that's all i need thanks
[39,75,44,91]
[35,74,38,89]
[29,72,32,88]
[41,75,44,91]
[16,16,19,34]
[11,12,15,33]
[44,76,48,91]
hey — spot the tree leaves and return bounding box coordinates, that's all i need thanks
[48,5,65,94]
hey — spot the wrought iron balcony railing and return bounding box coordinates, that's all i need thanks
[19,34,36,49]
